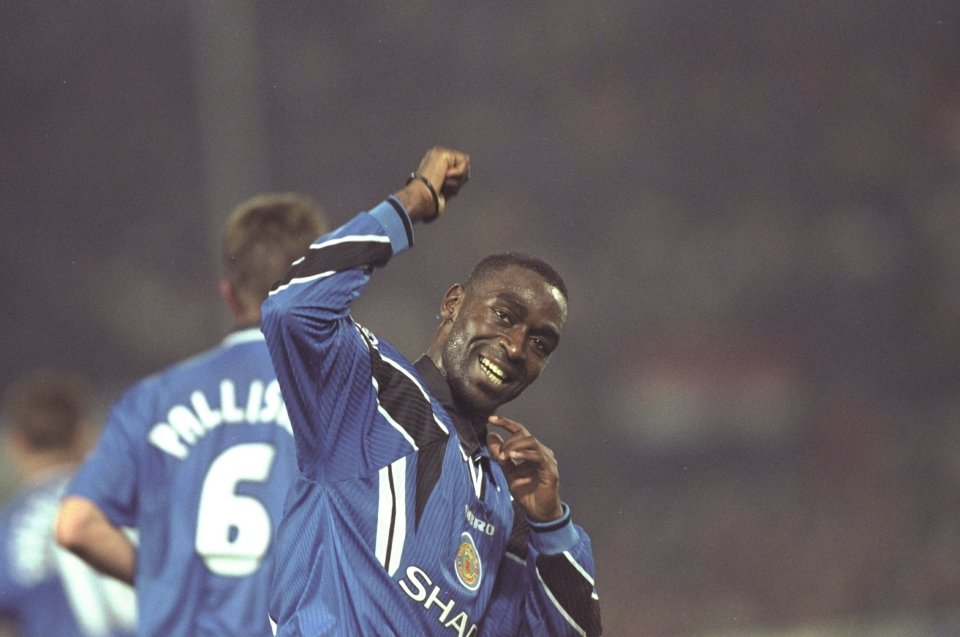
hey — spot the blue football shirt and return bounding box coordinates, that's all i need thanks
[67,329,297,637]
[262,198,602,637]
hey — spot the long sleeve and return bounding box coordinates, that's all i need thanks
[260,197,416,483]
[526,507,602,636]
[264,194,602,637]
[483,504,602,637]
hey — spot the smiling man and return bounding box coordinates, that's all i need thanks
[262,147,602,637]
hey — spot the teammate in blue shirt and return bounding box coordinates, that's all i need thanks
[54,194,328,637]
[263,147,602,636]
[0,370,136,637]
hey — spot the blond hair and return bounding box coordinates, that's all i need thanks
[222,193,329,312]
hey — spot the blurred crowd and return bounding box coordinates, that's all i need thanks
[3,2,960,636]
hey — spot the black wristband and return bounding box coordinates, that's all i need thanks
[406,172,440,223]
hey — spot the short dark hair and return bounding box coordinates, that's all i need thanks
[465,253,568,301]
[222,193,329,311]
[2,370,91,452]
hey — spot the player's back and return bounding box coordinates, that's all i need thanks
[0,470,136,637]
[69,329,297,637]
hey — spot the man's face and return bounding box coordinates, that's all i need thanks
[440,265,567,417]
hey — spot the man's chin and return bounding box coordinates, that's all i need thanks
[473,385,520,412]
[455,385,506,417]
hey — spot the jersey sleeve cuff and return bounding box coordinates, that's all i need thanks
[369,196,414,254]
[527,502,578,554]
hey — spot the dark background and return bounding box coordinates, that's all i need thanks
[4,2,960,635]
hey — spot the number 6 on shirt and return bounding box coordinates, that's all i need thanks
[195,442,276,577]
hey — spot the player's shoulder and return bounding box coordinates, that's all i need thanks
[175,335,271,379]
[125,334,270,396]
[354,322,408,367]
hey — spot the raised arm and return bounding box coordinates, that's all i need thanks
[394,146,470,223]
[260,148,470,481]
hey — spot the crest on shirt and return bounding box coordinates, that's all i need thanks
[455,532,482,591]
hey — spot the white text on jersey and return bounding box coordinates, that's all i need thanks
[398,565,479,637]
[464,505,496,536]
[148,379,291,459]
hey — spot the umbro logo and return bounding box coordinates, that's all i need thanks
[464,505,495,536]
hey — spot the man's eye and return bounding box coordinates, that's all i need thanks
[531,337,549,355]
[493,309,511,324]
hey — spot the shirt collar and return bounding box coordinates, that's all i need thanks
[413,355,487,455]
[222,326,264,347]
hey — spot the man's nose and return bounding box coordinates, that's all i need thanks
[499,327,524,359]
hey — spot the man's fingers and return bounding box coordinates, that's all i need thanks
[441,155,469,198]
[417,148,467,178]
[445,151,469,170]
[488,415,536,463]
[442,177,467,199]
[486,430,527,467]
[487,414,526,435]
[507,449,532,466]
[486,431,504,454]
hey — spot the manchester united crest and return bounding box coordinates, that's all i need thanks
[455,532,481,591]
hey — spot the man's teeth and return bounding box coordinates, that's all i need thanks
[479,356,506,385]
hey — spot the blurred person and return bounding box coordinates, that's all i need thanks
[263,147,602,636]
[0,370,136,637]
[55,194,328,637]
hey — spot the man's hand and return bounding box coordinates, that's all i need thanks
[486,415,564,522]
[396,147,470,223]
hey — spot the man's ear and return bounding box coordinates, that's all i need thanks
[440,283,464,321]
[220,280,242,316]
